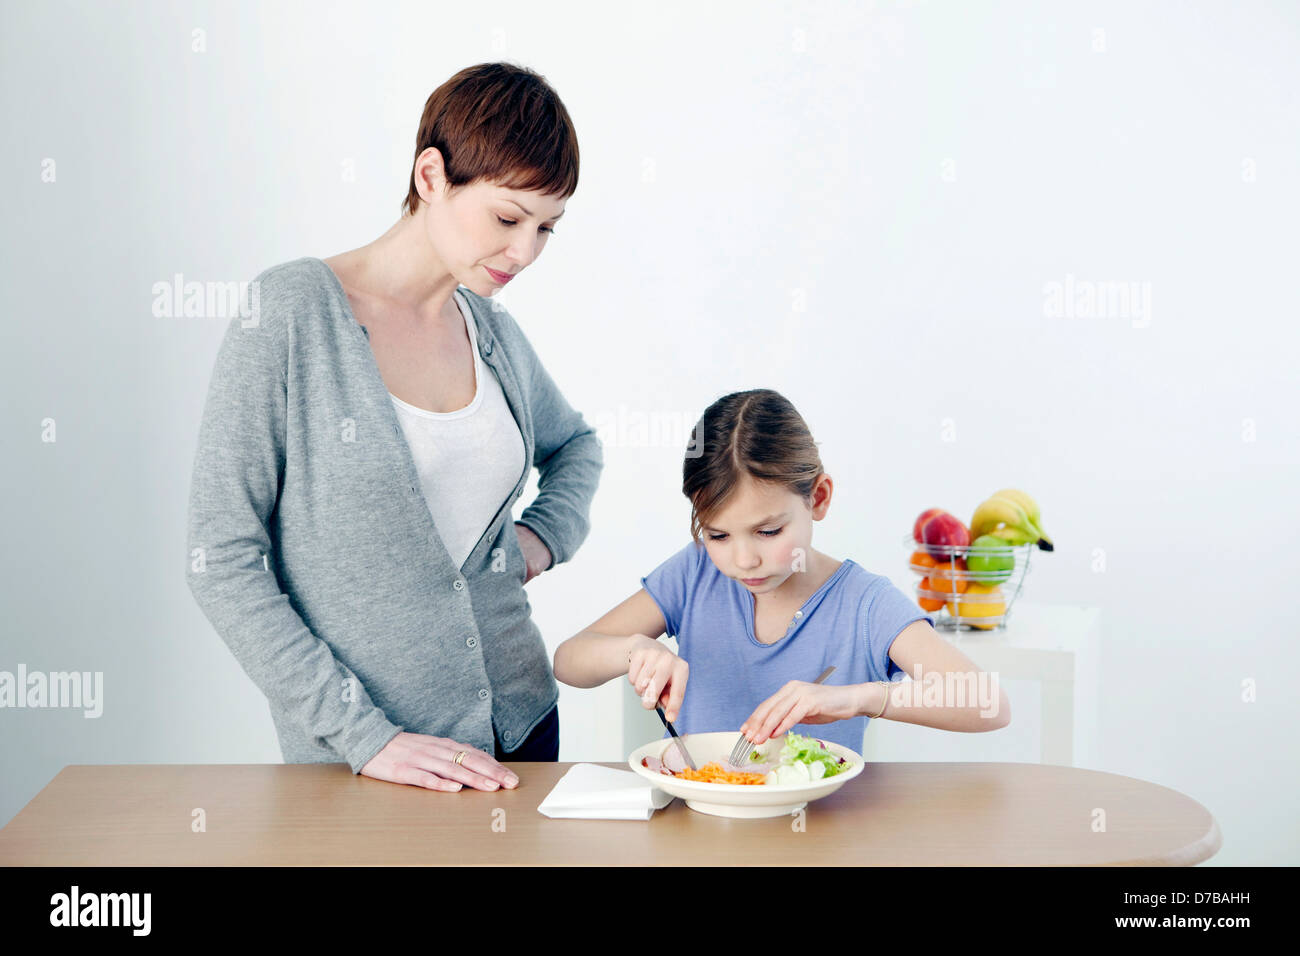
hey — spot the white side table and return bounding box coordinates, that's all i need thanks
[860,602,1101,767]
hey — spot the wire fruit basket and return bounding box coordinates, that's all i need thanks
[903,534,1033,632]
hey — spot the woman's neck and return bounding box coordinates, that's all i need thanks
[346,215,460,321]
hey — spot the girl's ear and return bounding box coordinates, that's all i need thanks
[810,473,833,519]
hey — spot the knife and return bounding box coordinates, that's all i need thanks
[654,706,698,771]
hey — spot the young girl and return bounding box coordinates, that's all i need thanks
[553,389,1010,754]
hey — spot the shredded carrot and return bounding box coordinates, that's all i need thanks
[673,762,767,785]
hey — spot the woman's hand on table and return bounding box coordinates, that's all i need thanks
[360,732,521,792]
[514,523,553,583]
[626,634,688,722]
[740,681,868,744]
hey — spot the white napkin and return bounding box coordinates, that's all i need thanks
[537,763,675,820]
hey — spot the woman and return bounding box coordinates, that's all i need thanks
[186,63,601,793]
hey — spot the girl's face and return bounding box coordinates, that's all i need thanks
[698,474,832,596]
[416,150,567,298]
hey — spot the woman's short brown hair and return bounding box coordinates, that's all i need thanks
[403,62,580,217]
[683,389,824,540]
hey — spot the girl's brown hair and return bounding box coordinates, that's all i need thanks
[683,389,824,540]
[403,62,580,217]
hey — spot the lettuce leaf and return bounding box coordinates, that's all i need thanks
[778,732,851,778]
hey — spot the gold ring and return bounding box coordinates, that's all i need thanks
[452,750,468,766]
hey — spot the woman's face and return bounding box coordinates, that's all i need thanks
[698,474,832,596]
[417,153,567,298]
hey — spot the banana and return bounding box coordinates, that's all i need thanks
[971,494,1054,551]
[992,489,1040,524]
[992,488,1054,551]
[970,496,1036,540]
[989,525,1038,546]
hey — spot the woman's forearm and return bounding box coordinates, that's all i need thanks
[554,630,647,688]
[861,672,1011,733]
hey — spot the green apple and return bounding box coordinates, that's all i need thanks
[966,534,1015,584]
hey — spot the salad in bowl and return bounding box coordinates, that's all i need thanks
[628,731,864,818]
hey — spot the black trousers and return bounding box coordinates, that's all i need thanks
[494,704,559,762]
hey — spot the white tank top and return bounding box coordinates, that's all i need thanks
[390,290,526,569]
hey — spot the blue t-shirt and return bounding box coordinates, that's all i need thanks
[640,540,934,754]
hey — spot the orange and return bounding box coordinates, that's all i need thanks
[909,550,937,572]
[929,559,969,594]
[916,577,945,611]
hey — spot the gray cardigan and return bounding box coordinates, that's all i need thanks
[185,257,602,772]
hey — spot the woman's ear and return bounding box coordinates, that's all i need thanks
[414,146,449,204]
[810,473,833,520]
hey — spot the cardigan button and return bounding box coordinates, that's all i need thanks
[484,339,493,356]
[466,636,477,649]
[453,579,465,591]
[478,688,489,701]
[503,730,513,742]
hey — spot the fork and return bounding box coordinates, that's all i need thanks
[726,665,836,767]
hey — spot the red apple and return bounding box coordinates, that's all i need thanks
[912,508,948,544]
[920,512,970,559]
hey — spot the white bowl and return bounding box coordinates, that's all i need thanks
[627,731,865,819]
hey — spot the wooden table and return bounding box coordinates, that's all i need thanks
[0,761,1221,866]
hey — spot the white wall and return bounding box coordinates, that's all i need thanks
[1,0,1296,865]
